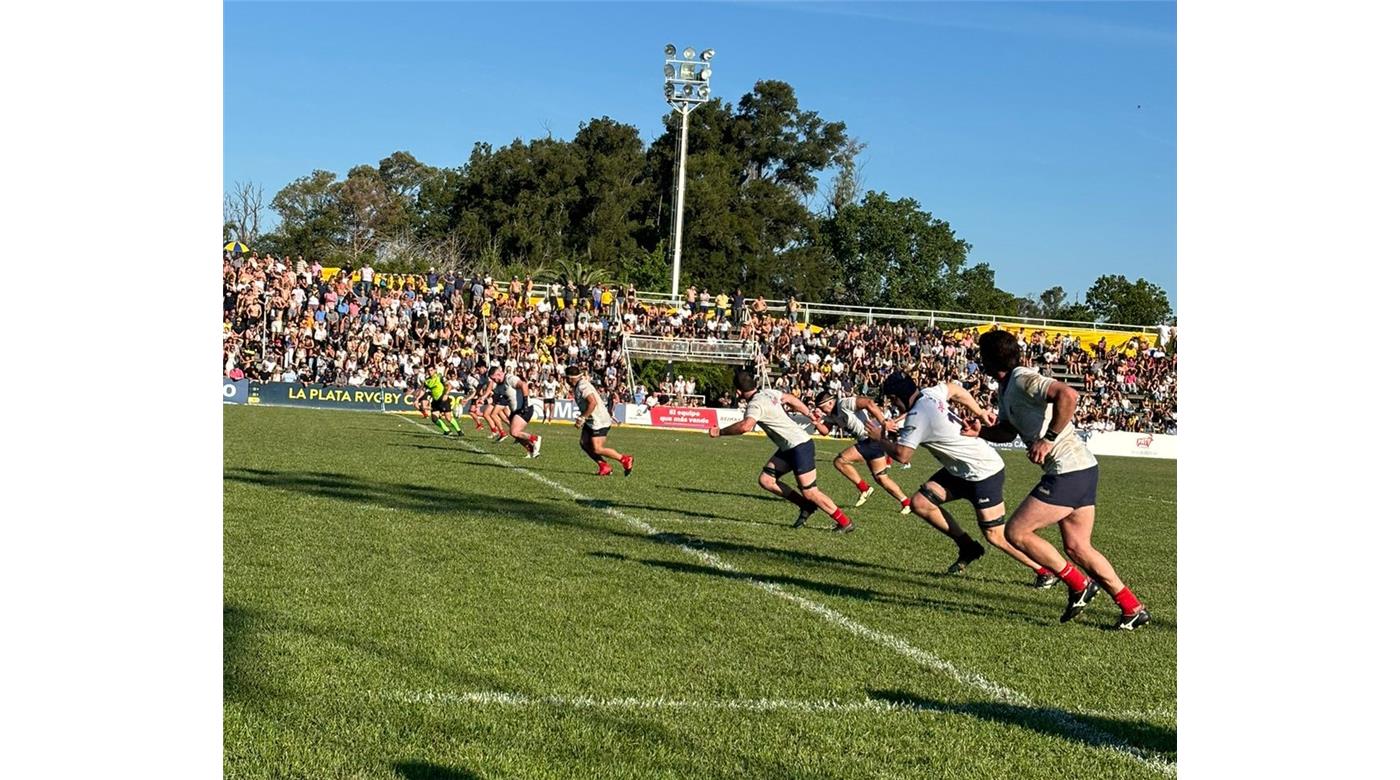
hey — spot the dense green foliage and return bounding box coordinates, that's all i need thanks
[242,80,1172,325]
[226,406,1176,779]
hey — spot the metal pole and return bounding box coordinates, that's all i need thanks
[669,109,691,302]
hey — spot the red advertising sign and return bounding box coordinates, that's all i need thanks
[649,406,719,430]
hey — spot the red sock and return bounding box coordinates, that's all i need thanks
[901,498,911,507]
[830,508,851,527]
[1112,587,1142,615]
[1057,563,1088,591]
[1036,566,1052,576]
[856,480,870,492]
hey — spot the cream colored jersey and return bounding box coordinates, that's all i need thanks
[897,384,1005,481]
[825,397,872,441]
[574,377,612,429]
[743,389,812,450]
[998,367,1097,475]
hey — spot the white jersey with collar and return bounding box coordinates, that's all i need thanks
[743,389,811,450]
[896,384,1005,481]
[825,396,872,441]
[574,377,612,429]
[997,366,1097,475]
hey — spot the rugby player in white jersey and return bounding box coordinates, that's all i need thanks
[565,365,633,476]
[876,372,1052,584]
[708,370,853,532]
[484,365,543,458]
[966,330,1150,629]
[808,392,913,514]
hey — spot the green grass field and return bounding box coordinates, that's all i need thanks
[225,405,1176,779]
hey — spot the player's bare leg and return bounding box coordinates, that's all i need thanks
[832,449,873,504]
[1006,498,1121,623]
[1058,506,1148,627]
[971,503,1044,574]
[865,455,911,513]
[509,414,540,457]
[758,468,821,528]
[794,470,853,532]
[909,485,984,571]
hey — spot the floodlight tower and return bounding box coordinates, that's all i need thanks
[662,44,714,302]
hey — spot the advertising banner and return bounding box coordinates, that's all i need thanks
[246,382,421,412]
[648,406,719,430]
[223,378,249,404]
[1084,431,1177,459]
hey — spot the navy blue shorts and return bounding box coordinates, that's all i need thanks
[582,424,610,439]
[511,406,534,423]
[768,440,818,478]
[854,438,888,462]
[1029,466,1099,509]
[430,396,453,413]
[926,468,1006,509]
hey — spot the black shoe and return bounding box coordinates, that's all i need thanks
[946,539,986,574]
[832,520,855,534]
[1061,580,1100,623]
[1116,608,1151,631]
[793,508,813,528]
[1032,572,1058,590]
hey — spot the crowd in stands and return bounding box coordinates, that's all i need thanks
[223,252,1177,434]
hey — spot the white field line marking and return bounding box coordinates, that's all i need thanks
[388,689,1177,724]
[395,416,1176,775]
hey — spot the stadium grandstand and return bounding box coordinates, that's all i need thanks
[223,252,1177,435]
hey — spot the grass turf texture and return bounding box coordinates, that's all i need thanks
[225,406,1177,779]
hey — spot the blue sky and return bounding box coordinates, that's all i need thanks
[226,1,1176,304]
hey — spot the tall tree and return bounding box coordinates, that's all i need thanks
[268,170,342,259]
[822,191,971,310]
[1085,274,1173,325]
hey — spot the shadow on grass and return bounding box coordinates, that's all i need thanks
[867,688,1177,758]
[590,553,1057,625]
[393,761,481,779]
[225,467,594,524]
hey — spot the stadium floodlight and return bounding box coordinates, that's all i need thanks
[662,44,714,302]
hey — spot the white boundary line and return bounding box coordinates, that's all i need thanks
[387,690,1177,723]
[393,416,1177,775]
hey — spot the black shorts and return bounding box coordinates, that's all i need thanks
[430,396,453,413]
[854,438,887,462]
[511,406,535,423]
[1029,466,1099,509]
[928,468,1006,508]
[768,440,818,478]
[582,424,610,439]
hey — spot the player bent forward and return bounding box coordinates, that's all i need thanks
[809,391,913,514]
[483,365,542,458]
[878,372,1054,586]
[565,365,633,477]
[967,330,1151,630]
[708,371,853,532]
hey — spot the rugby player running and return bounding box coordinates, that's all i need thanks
[965,330,1151,629]
[876,371,1052,585]
[708,370,853,532]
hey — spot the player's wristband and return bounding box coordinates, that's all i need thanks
[1043,427,1060,442]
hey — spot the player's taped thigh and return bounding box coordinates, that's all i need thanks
[917,483,946,505]
[872,465,891,478]
[977,514,1007,530]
